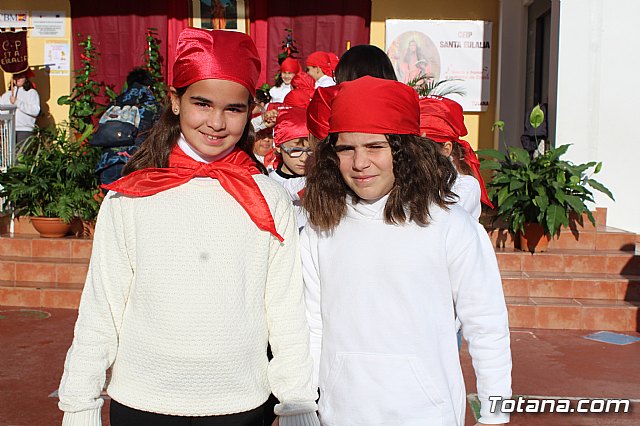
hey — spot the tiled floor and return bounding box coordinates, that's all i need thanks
[1,307,639,425]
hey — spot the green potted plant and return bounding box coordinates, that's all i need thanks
[0,123,102,237]
[478,105,614,252]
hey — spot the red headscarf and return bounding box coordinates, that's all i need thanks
[280,57,301,74]
[419,96,493,208]
[274,107,309,147]
[104,145,283,242]
[172,28,260,96]
[329,76,419,135]
[306,51,332,76]
[291,72,315,96]
[283,90,312,109]
[307,85,339,140]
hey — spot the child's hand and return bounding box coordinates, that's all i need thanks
[271,416,280,426]
[263,110,278,127]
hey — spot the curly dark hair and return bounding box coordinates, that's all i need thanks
[303,134,457,230]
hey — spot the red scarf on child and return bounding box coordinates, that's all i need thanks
[103,144,284,242]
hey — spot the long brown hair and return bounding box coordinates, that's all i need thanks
[124,87,266,175]
[303,134,457,231]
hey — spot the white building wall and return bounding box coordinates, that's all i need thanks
[555,0,640,233]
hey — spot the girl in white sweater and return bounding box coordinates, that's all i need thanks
[58,28,319,426]
[301,76,511,426]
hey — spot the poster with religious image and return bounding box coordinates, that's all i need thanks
[386,20,492,112]
[192,0,247,33]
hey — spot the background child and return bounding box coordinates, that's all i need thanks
[270,57,301,103]
[58,28,319,426]
[302,76,512,426]
[420,96,494,220]
[270,106,311,230]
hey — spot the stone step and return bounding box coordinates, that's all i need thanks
[487,225,637,252]
[506,296,639,331]
[501,271,640,301]
[0,256,89,286]
[495,248,640,275]
[0,233,92,259]
[0,285,81,309]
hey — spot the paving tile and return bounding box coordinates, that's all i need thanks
[0,238,32,257]
[0,261,16,281]
[496,251,522,272]
[502,277,529,297]
[572,279,618,300]
[595,232,636,251]
[71,240,93,259]
[521,253,566,273]
[56,263,89,285]
[617,280,640,301]
[15,262,56,283]
[528,279,573,298]
[31,239,72,258]
[535,305,582,329]
[0,286,41,307]
[530,297,580,306]
[40,289,81,309]
[507,304,536,328]
[564,254,607,274]
[581,306,634,332]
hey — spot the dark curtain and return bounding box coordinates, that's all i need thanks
[70,1,189,99]
[250,0,371,86]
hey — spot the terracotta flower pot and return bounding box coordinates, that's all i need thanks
[30,217,72,238]
[519,222,551,253]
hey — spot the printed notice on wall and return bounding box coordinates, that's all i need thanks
[0,10,29,28]
[32,11,66,38]
[385,19,492,112]
[45,41,70,76]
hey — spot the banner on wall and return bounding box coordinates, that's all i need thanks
[0,10,29,28]
[385,19,492,112]
[32,11,66,38]
[0,29,29,74]
[44,41,70,76]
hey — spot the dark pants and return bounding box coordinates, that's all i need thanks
[110,399,265,426]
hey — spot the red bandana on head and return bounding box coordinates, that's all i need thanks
[280,57,301,74]
[307,85,339,140]
[274,107,309,147]
[104,145,283,242]
[419,96,493,208]
[329,76,420,135]
[172,28,260,96]
[306,51,332,76]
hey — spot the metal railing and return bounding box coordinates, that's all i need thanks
[0,104,17,171]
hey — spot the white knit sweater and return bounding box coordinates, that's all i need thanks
[58,176,318,425]
[302,196,511,425]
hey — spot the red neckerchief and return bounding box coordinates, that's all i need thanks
[262,148,279,170]
[103,144,284,242]
[456,138,494,209]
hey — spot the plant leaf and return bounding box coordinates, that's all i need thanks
[476,149,506,161]
[587,179,615,200]
[546,204,566,236]
[564,195,585,214]
[480,160,501,170]
[508,146,531,165]
[492,121,505,132]
[530,104,545,129]
[594,162,602,174]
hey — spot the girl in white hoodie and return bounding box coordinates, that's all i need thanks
[301,76,511,426]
